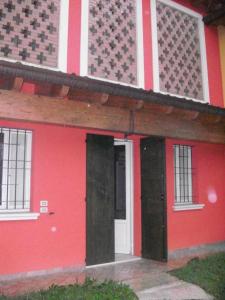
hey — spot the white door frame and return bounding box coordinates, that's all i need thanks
[114,139,134,255]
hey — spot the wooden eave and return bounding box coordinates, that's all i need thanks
[0,61,224,144]
[190,0,225,26]
[203,7,225,25]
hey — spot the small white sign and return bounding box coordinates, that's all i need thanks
[40,207,48,213]
[40,200,48,207]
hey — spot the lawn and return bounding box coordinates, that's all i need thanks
[170,252,225,300]
[0,278,138,300]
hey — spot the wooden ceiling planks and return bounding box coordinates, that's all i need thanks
[190,0,225,25]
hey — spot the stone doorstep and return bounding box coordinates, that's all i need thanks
[137,281,214,300]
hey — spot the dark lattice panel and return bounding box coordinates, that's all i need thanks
[88,0,138,85]
[156,1,204,100]
[0,0,60,68]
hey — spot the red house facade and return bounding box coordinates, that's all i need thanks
[0,0,224,277]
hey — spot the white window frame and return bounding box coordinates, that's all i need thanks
[0,0,69,73]
[80,0,145,89]
[173,144,204,212]
[151,0,210,103]
[0,128,39,221]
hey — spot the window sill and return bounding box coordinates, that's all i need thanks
[173,204,205,211]
[0,212,40,221]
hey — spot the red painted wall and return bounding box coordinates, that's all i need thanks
[0,120,142,276]
[131,135,142,257]
[0,121,86,275]
[67,0,81,75]
[0,120,224,275]
[143,0,153,90]
[166,139,225,251]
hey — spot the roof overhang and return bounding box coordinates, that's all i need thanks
[0,61,224,144]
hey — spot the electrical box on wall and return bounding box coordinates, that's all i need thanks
[40,200,48,213]
[40,200,48,207]
[40,207,48,213]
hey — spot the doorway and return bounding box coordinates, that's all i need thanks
[86,134,133,266]
[114,140,133,255]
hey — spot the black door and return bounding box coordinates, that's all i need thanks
[141,136,167,261]
[86,134,115,266]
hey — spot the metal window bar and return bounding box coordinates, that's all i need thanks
[0,128,32,211]
[174,144,193,205]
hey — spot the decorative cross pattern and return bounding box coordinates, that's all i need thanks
[88,0,138,85]
[0,0,60,68]
[156,1,204,100]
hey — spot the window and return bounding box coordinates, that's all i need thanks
[173,144,204,211]
[81,0,144,87]
[152,0,209,102]
[0,128,32,212]
[174,144,193,205]
[0,0,69,71]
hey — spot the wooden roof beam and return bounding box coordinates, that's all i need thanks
[100,93,109,104]
[58,85,70,98]
[203,6,225,25]
[201,114,223,124]
[52,85,70,98]
[135,100,144,110]
[163,106,174,115]
[0,89,224,144]
[182,110,200,120]
[12,77,23,92]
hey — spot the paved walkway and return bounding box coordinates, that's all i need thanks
[0,258,213,299]
[137,281,213,300]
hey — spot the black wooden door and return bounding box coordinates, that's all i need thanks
[86,134,115,266]
[141,136,167,261]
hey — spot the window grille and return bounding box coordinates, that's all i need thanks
[174,144,193,205]
[0,1,60,67]
[0,128,32,211]
[88,0,138,85]
[155,0,204,101]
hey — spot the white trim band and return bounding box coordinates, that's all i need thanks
[0,213,40,221]
[173,204,205,211]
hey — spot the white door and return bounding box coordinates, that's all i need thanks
[114,140,133,254]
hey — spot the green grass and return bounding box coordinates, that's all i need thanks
[170,252,225,300]
[0,278,138,300]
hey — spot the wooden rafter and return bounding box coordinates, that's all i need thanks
[100,93,109,104]
[12,77,23,91]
